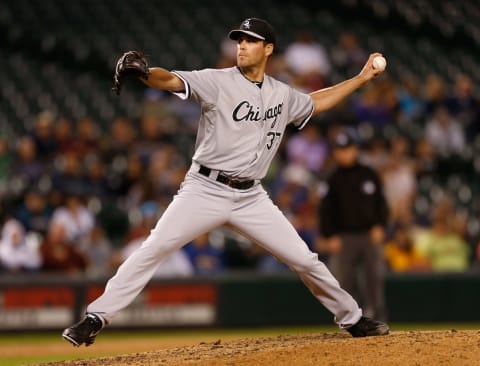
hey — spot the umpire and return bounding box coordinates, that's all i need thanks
[318,129,389,321]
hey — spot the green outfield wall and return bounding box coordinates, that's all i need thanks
[0,272,479,330]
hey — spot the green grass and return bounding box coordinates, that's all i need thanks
[1,355,91,366]
[1,355,98,366]
[1,324,479,366]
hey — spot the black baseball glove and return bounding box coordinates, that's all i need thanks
[112,51,150,95]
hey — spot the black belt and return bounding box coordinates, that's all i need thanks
[198,165,254,190]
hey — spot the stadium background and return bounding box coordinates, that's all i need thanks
[2,0,479,134]
[0,1,480,363]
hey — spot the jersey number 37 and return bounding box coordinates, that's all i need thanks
[266,132,282,150]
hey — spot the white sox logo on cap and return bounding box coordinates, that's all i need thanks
[228,18,276,44]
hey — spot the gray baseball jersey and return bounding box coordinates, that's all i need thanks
[172,67,313,179]
[87,66,362,329]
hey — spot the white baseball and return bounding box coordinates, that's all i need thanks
[372,56,387,70]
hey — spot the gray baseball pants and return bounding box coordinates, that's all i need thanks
[88,165,362,327]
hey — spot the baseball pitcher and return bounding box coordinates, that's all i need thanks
[63,18,389,347]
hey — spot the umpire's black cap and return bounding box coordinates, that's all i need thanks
[228,18,276,44]
[331,129,358,148]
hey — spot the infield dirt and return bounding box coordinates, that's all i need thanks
[37,330,480,366]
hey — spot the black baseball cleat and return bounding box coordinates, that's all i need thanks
[62,313,106,347]
[346,316,390,337]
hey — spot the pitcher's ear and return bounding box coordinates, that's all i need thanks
[265,43,274,56]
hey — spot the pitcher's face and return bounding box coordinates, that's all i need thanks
[236,35,272,68]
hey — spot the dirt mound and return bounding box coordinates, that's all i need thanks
[39,330,480,366]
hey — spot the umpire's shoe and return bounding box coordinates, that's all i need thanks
[347,317,390,337]
[62,313,106,347]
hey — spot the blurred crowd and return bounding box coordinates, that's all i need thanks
[1,31,480,277]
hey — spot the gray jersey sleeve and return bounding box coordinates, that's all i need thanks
[287,87,314,130]
[170,69,218,105]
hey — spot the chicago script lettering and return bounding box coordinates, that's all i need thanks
[232,101,283,127]
[232,101,261,122]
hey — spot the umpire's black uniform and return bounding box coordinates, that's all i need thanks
[319,130,389,320]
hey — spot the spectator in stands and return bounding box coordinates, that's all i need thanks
[359,135,388,172]
[414,197,470,272]
[216,37,237,68]
[54,117,76,156]
[109,151,143,197]
[384,224,430,272]
[423,73,447,114]
[50,191,94,244]
[124,201,160,244]
[446,74,477,124]
[0,218,42,272]
[295,185,320,252]
[133,115,165,161]
[276,164,312,216]
[265,52,294,85]
[155,90,201,134]
[10,136,45,189]
[184,233,226,275]
[40,222,88,273]
[84,154,112,198]
[286,123,329,174]
[51,151,87,195]
[271,181,296,224]
[102,118,137,194]
[123,159,157,212]
[322,99,358,128]
[449,210,476,265]
[284,31,331,91]
[380,135,417,225]
[75,117,101,158]
[31,110,57,160]
[79,223,113,277]
[14,187,52,236]
[396,74,425,122]
[103,117,137,169]
[147,145,188,204]
[425,106,465,158]
[330,32,368,77]
[351,82,395,127]
[0,137,12,190]
[413,137,438,179]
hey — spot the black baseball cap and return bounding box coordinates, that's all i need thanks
[228,18,276,44]
[331,129,358,148]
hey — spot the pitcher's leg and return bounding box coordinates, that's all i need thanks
[87,178,229,322]
[229,192,362,328]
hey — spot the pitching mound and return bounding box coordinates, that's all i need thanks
[41,330,479,366]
